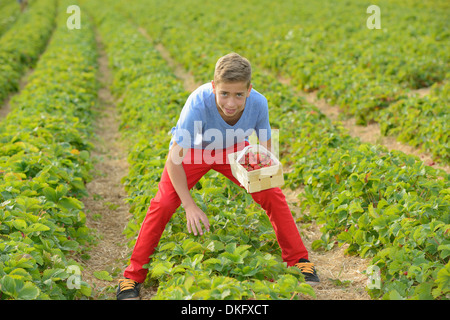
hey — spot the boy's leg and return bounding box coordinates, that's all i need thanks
[212,155,308,266]
[248,187,309,265]
[123,160,210,283]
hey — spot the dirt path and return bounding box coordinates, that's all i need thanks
[284,189,371,300]
[80,30,134,299]
[138,27,201,92]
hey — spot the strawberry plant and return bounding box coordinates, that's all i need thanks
[379,80,449,163]
[0,0,98,300]
[0,0,56,103]
[0,1,20,37]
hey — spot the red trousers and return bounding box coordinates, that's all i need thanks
[124,143,308,283]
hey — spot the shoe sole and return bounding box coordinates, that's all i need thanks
[118,296,140,300]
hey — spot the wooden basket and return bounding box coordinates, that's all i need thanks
[228,144,284,193]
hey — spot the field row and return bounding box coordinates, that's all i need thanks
[0,0,20,37]
[110,0,449,299]
[0,0,56,104]
[0,0,97,299]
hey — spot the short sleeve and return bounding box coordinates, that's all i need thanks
[171,103,204,149]
[254,97,271,142]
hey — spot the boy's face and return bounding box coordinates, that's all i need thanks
[212,80,252,120]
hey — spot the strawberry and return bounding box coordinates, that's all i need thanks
[239,150,275,172]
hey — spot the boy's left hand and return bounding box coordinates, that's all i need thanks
[184,202,210,236]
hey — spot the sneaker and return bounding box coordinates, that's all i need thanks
[116,278,141,300]
[294,258,320,285]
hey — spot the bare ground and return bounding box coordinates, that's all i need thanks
[80,31,136,299]
[284,189,372,300]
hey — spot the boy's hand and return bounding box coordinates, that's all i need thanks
[184,202,210,236]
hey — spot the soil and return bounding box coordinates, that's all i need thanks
[80,31,136,299]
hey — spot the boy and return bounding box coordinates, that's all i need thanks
[116,53,319,300]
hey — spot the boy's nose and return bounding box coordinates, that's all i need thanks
[227,99,237,108]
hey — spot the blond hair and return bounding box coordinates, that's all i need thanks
[214,52,252,87]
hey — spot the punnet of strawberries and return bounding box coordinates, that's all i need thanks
[239,151,275,171]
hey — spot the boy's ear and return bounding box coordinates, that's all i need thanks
[247,83,252,96]
[211,80,216,93]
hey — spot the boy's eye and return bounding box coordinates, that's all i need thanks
[219,92,245,97]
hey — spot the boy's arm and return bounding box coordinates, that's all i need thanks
[166,142,210,236]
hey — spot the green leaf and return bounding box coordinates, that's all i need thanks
[437,244,450,260]
[58,197,84,210]
[55,184,68,199]
[43,187,58,203]
[184,276,195,290]
[43,268,66,282]
[151,261,173,278]
[79,282,92,297]
[434,264,450,297]
[0,275,17,297]
[203,258,221,266]
[311,239,325,250]
[79,150,90,161]
[17,282,40,300]
[26,223,50,233]
[9,268,32,281]
[0,275,39,299]
[349,200,364,214]
[13,219,27,231]
[93,270,113,281]
[182,239,203,255]
[159,242,176,252]
[59,240,79,251]
[388,289,404,300]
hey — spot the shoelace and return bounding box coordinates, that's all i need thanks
[294,262,315,274]
[119,279,138,291]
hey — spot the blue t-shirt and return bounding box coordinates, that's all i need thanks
[169,83,271,150]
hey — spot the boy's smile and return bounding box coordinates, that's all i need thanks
[212,80,252,124]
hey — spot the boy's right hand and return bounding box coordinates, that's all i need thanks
[184,202,210,236]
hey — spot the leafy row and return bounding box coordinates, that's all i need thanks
[82,0,315,299]
[0,0,20,37]
[115,0,449,299]
[379,80,449,163]
[0,0,56,104]
[0,0,98,300]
